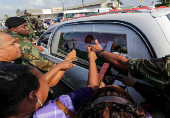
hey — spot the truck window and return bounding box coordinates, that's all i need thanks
[37,33,51,48]
[57,13,64,22]
[51,23,151,68]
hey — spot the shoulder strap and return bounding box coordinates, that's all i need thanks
[56,99,75,118]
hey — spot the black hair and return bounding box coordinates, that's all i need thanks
[38,15,40,18]
[85,34,94,43]
[76,85,146,118]
[91,85,134,104]
[0,63,40,118]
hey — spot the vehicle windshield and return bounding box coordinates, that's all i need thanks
[86,12,98,16]
[57,13,64,22]
[66,13,75,19]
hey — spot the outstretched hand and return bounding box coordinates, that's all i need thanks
[87,47,97,61]
[36,46,44,52]
[122,76,136,87]
[86,39,103,54]
[59,60,74,70]
[65,49,77,61]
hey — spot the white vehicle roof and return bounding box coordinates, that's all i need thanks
[151,7,170,17]
[55,7,170,58]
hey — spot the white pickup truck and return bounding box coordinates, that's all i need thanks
[37,7,170,103]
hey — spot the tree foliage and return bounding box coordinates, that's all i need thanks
[4,14,9,21]
[16,9,20,16]
[156,0,170,7]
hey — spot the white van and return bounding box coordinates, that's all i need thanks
[38,7,170,103]
[56,9,98,22]
[88,8,112,13]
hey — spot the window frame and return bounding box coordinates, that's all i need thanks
[38,32,53,48]
[50,20,157,69]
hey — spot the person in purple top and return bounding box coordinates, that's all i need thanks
[0,47,99,118]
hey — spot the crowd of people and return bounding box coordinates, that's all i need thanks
[0,16,169,118]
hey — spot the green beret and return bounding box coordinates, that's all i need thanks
[5,17,26,28]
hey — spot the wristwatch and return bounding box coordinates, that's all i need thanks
[99,50,105,57]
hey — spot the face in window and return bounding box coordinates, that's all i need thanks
[113,36,127,47]
[111,36,127,53]
[85,35,94,43]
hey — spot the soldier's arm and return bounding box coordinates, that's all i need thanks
[21,42,67,86]
[102,51,129,71]
[20,41,56,71]
[33,45,44,52]
[128,58,168,90]
[23,37,44,52]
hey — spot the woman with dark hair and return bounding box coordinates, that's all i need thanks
[76,85,148,118]
[0,48,99,118]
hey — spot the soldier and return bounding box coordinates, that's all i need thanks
[37,15,42,24]
[5,17,76,72]
[87,39,170,117]
[0,31,76,88]
[27,20,36,42]
[28,13,37,42]
[21,12,37,42]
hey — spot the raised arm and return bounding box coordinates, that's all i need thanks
[87,47,99,91]
[87,39,129,71]
[45,49,76,87]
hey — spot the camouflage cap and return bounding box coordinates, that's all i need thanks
[5,17,26,28]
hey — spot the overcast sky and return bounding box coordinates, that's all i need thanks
[0,0,159,19]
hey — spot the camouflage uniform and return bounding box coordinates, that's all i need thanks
[128,56,170,114]
[29,14,34,21]
[9,32,56,72]
[37,18,42,24]
[27,21,36,42]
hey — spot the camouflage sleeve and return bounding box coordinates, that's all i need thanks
[20,40,56,71]
[128,58,170,90]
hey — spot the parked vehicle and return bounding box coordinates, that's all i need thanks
[37,7,170,103]
[88,8,112,13]
[56,9,98,22]
[41,18,51,29]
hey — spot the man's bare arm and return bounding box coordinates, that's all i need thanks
[102,51,129,71]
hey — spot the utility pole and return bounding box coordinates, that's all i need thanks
[117,0,120,8]
[82,0,85,9]
[62,0,65,11]
[141,0,144,7]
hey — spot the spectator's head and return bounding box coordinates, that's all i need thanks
[5,17,29,36]
[0,32,21,62]
[111,35,127,53]
[0,63,50,118]
[76,85,146,118]
[113,35,127,47]
[85,35,94,43]
[38,15,41,18]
